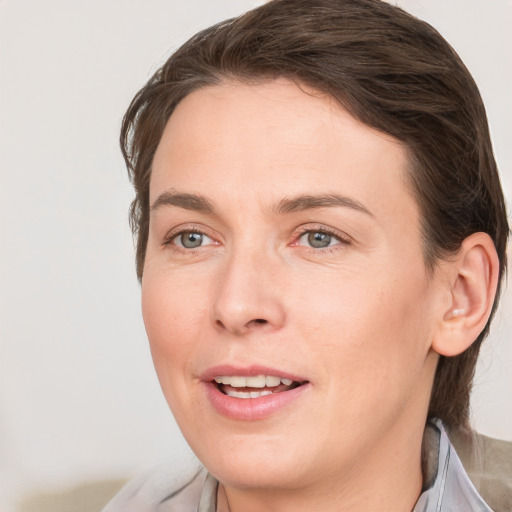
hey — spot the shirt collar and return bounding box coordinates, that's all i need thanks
[413,419,492,511]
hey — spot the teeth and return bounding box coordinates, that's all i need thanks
[247,375,266,388]
[230,376,246,387]
[225,389,274,399]
[214,375,296,388]
[265,375,280,387]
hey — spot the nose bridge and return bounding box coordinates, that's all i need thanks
[212,237,285,335]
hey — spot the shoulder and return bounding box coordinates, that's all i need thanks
[450,427,512,512]
[101,454,207,512]
[416,420,497,511]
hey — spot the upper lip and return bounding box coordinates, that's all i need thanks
[200,364,308,383]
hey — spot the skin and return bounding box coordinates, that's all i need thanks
[142,79,459,512]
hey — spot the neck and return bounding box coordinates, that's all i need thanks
[217,421,425,512]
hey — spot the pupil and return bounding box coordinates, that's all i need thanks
[182,232,203,248]
[308,231,331,248]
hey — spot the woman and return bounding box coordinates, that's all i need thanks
[104,0,510,510]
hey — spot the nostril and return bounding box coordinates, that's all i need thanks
[213,316,272,333]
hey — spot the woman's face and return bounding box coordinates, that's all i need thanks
[143,80,442,493]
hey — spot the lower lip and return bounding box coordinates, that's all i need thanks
[203,381,311,421]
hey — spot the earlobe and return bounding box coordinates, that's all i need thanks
[432,232,500,357]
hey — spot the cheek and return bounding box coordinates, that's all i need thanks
[293,263,433,386]
[297,280,433,445]
[141,271,208,386]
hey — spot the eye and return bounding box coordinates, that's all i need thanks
[172,230,215,249]
[297,229,347,249]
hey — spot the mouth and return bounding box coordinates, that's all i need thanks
[201,366,311,420]
[213,374,305,399]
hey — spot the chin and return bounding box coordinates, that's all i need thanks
[186,427,324,491]
[208,456,308,491]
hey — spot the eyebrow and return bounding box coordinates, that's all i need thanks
[151,191,215,214]
[274,194,374,217]
[151,191,373,217]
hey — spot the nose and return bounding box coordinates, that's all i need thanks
[212,248,286,336]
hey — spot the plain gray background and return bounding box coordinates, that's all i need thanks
[1,0,510,509]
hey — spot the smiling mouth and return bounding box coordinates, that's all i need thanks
[213,375,305,399]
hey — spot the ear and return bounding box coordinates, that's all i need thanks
[431,232,500,357]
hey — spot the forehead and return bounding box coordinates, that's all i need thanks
[151,79,419,227]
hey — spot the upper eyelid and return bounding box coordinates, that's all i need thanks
[298,229,342,240]
[294,225,352,242]
[160,223,352,245]
[296,232,349,249]
[162,225,217,246]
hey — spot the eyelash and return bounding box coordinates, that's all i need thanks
[293,226,352,253]
[162,226,351,253]
[162,226,217,252]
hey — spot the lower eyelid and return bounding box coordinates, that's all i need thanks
[295,229,350,247]
[165,229,220,250]
[161,226,350,250]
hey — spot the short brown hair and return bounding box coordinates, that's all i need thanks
[120,0,509,429]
